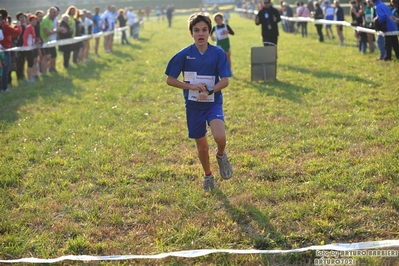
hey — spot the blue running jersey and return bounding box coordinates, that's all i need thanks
[165,43,232,110]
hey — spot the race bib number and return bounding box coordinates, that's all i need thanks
[184,72,215,102]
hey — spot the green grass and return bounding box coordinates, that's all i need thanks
[1,14,399,265]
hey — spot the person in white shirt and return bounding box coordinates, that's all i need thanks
[126,7,136,38]
[101,5,117,52]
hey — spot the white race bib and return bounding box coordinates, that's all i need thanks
[184,72,215,102]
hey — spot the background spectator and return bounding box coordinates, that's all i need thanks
[0,8,22,92]
[15,12,27,81]
[255,0,281,46]
[117,8,129,45]
[126,7,136,38]
[373,0,399,60]
[324,0,335,39]
[58,14,73,68]
[166,5,174,27]
[334,0,345,46]
[91,6,101,57]
[23,14,41,82]
[313,2,325,42]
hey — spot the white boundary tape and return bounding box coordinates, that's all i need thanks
[279,16,399,36]
[235,7,399,36]
[1,240,399,263]
[1,26,129,52]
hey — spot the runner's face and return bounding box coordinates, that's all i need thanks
[191,21,209,46]
[215,16,223,26]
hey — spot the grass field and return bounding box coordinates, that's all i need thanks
[1,13,399,265]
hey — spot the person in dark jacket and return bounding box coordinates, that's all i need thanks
[58,14,73,68]
[117,8,129,44]
[166,5,174,27]
[255,0,281,46]
[334,0,345,46]
[15,12,27,80]
[313,2,324,42]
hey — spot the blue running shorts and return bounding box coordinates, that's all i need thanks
[186,104,225,139]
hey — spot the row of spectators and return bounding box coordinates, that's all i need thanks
[280,0,399,59]
[280,0,344,43]
[237,0,399,61]
[347,0,399,60]
[0,5,142,93]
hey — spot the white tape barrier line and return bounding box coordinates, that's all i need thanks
[235,7,399,36]
[1,26,129,52]
[280,16,399,35]
[282,15,399,36]
[1,239,399,264]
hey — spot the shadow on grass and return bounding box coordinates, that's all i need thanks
[242,79,312,103]
[114,41,143,50]
[65,58,110,79]
[214,190,287,250]
[134,37,150,43]
[210,190,315,264]
[279,63,377,86]
[0,59,110,126]
[111,50,136,61]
